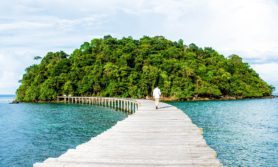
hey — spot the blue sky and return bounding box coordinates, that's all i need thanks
[0,0,278,94]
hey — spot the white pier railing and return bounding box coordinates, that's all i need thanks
[57,96,139,114]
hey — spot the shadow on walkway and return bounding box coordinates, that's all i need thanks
[158,105,172,109]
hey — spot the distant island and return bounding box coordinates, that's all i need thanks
[16,35,274,102]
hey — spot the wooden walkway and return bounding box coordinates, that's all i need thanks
[34,99,221,167]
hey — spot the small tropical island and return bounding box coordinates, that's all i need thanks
[16,35,274,102]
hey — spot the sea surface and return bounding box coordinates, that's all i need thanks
[0,95,127,167]
[1,95,277,167]
[170,98,278,167]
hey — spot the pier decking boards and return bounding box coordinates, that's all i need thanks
[34,98,221,167]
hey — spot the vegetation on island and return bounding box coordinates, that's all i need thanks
[16,35,274,102]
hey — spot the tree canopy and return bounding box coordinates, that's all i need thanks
[16,36,274,102]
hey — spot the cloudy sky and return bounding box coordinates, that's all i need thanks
[0,0,278,94]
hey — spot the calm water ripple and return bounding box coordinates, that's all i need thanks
[170,98,278,167]
[0,95,126,167]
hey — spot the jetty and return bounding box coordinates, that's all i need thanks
[34,97,221,167]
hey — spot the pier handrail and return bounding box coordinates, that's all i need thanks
[57,96,139,114]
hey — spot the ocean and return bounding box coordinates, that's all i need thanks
[1,95,277,166]
[0,95,127,167]
[170,98,278,167]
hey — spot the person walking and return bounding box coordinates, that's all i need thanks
[153,86,161,109]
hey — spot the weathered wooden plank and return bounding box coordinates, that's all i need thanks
[34,99,221,167]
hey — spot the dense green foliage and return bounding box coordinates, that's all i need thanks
[16,36,274,101]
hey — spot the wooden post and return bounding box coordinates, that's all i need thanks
[127,101,129,113]
[129,101,131,113]
[122,100,124,110]
[116,99,119,109]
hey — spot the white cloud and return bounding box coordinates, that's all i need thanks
[0,51,31,94]
[0,0,278,94]
[251,63,278,93]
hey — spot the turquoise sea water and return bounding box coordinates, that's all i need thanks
[1,95,277,167]
[170,98,278,167]
[0,95,126,167]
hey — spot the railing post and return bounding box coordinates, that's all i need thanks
[117,99,119,109]
[128,101,131,113]
[127,101,129,113]
[126,101,128,112]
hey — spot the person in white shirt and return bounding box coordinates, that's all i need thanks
[153,86,161,109]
